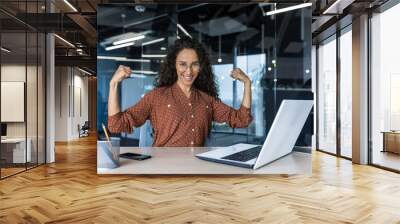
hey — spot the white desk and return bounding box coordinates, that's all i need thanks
[1,138,31,163]
[97,147,312,175]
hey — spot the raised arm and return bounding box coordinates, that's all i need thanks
[107,65,152,133]
[212,68,253,128]
[230,68,252,109]
[108,65,131,116]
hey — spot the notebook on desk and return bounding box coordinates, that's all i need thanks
[196,100,313,169]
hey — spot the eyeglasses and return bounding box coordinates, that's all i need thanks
[176,61,201,71]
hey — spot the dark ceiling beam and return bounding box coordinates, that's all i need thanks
[323,0,356,14]
[55,56,96,71]
[312,15,334,33]
[67,13,97,46]
[86,0,97,12]
[312,0,356,41]
[15,13,81,32]
[0,8,38,31]
[51,0,97,47]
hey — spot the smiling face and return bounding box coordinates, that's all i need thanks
[175,48,200,89]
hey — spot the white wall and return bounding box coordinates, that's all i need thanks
[71,72,89,139]
[1,65,38,138]
[54,67,89,141]
[55,67,68,141]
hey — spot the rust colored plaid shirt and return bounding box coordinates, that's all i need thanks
[108,83,252,147]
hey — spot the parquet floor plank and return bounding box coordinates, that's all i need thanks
[1,135,400,223]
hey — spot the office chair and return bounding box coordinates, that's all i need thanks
[78,121,90,138]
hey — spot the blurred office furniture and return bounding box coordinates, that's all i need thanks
[1,138,32,166]
[78,121,90,138]
[382,131,400,154]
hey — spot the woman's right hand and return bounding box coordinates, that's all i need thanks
[111,65,131,84]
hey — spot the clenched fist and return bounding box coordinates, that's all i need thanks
[111,65,131,84]
[230,68,251,84]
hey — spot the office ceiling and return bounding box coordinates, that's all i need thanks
[0,0,391,76]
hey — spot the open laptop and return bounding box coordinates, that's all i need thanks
[196,100,313,169]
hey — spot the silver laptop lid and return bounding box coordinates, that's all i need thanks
[253,100,313,169]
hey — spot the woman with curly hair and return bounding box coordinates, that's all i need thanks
[107,36,253,147]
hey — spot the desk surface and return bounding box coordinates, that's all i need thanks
[98,147,312,175]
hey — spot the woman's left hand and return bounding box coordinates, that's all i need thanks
[230,68,251,84]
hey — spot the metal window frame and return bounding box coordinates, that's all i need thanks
[315,25,353,162]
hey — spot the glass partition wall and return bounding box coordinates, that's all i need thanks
[316,1,400,171]
[339,27,352,159]
[317,35,337,155]
[316,26,352,159]
[0,1,46,179]
[370,3,400,172]
[97,4,313,148]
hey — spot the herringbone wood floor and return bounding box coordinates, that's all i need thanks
[1,135,400,224]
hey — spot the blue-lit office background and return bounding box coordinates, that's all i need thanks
[97,4,313,147]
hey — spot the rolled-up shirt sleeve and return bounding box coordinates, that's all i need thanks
[107,92,153,133]
[211,97,253,128]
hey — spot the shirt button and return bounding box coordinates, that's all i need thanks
[191,115,194,118]
[192,128,195,132]
[188,103,192,106]
[190,141,194,145]
[167,104,171,107]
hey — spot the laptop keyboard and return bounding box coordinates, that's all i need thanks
[221,146,262,162]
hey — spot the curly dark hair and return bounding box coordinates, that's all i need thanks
[154,36,219,98]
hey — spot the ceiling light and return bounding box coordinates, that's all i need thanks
[97,55,150,63]
[1,47,11,53]
[130,74,148,79]
[105,42,135,51]
[113,35,145,45]
[141,54,167,58]
[160,47,166,51]
[131,70,158,75]
[142,38,165,46]
[264,3,312,16]
[54,34,75,48]
[177,24,192,38]
[135,5,146,13]
[63,0,78,12]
